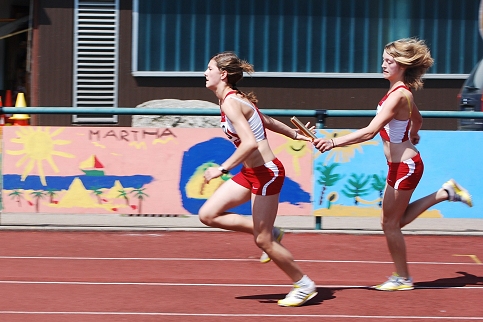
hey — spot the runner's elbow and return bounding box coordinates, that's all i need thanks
[237,141,258,156]
[245,140,259,152]
[361,128,378,141]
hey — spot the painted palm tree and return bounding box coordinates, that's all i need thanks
[46,188,58,203]
[326,191,339,209]
[9,189,24,206]
[117,188,130,206]
[315,163,344,206]
[371,172,386,207]
[30,190,46,213]
[199,162,216,195]
[91,187,104,204]
[131,187,149,214]
[342,173,371,205]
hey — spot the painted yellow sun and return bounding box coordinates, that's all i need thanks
[6,127,75,186]
[273,134,312,176]
[314,129,379,165]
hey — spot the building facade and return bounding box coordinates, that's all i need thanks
[1,0,482,129]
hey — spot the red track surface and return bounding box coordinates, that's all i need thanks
[0,230,482,321]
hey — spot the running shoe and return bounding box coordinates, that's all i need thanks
[442,179,473,207]
[260,227,284,263]
[278,282,318,307]
[374,273,414,291]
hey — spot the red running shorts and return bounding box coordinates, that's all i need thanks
[232,158,285,196]
[386,153,424,190]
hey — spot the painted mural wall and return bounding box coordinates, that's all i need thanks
[1,127,481,220]
[313,129,482,219]
[1,126,313,215]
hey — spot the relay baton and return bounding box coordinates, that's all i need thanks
[290,116,317,141]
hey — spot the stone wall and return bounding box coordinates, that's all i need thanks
[132,99,219,128]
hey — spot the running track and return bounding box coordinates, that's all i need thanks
[0,231,481,321]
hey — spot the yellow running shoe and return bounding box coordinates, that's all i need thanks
[374,273,414,291]
[278,282,318,307]
[442,179,473,207]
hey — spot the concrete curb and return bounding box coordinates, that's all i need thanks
[1,213,482,236]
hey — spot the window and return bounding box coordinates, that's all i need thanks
[132,0,483,77]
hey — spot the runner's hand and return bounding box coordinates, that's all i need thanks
[204,167,222,183]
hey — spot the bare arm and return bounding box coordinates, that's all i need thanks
[409,103,423,145]
[260,113,313,141]
[204,99,258,183]
[313,93,405,152]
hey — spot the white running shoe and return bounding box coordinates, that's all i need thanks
[260,227,284,263]
[278,282,318,307]
[374,273,414,291]
[442,179,473,207]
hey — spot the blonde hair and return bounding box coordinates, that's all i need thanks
[211,52,258,104]
[385,38,434,90]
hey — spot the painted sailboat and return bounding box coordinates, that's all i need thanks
[80,155,105,176]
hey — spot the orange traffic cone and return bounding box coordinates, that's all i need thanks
[4,89,13,124]
[4,90,13,106]
[10,92,30,126]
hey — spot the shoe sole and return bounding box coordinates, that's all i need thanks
[277,291,318,307]
[260,256,271,264]
[260,229,285,264]
[373,285,414,291]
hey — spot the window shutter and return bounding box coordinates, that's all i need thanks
[73,0,119,123]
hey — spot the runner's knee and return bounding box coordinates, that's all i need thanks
[381,219,401,233]
[198,206,216,226]
[254,232,272,250]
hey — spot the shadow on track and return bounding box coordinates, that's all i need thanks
[415,271,483,289]
[235,286,367,306]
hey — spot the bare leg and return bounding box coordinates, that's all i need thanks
[400,188,449,227]
[251,193,304,282]
[199,180,306,282]
[383,182,460,278]
[198,180,253,233]
[381,185,414,278]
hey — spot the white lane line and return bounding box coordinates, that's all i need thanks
[0,256,479,265]
[0,311,482,319]
[0,280,341,287]
[0,280,481,289]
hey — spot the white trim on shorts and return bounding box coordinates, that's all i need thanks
[394,158,416,190]
[261,160,279,196]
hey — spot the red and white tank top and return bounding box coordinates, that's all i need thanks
[377,85,412,143]
[220,90,267,147]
